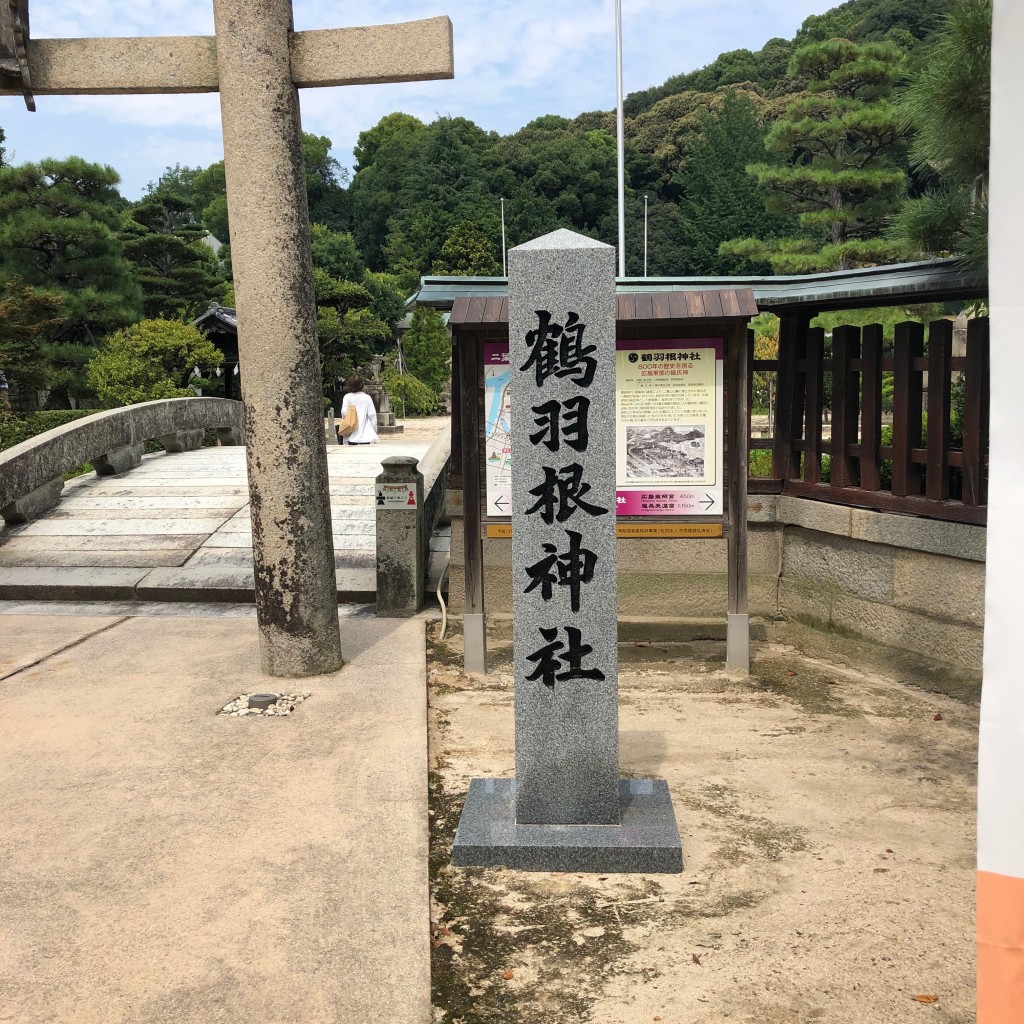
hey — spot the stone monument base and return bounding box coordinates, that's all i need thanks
[452,778,683,873]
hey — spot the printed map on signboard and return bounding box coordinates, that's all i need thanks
[484,343,512,515]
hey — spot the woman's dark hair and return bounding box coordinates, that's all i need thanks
[346,375,364,393]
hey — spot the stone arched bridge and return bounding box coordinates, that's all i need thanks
[0,398,449,603]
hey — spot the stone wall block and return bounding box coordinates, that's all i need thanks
[778,577,834,628]
[159,429,205,454]
[850,508,986,562]
[93,443,144,476]
[747,495,780,523]
[776,495,853,537]
[0,478,64,526]
[782,528,894,603]
[831,592,983,668]
[892,550,986,626]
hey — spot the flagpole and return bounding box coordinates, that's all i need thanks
[644,193,649,277]
[500,196,507,277]
[615,0,626,278]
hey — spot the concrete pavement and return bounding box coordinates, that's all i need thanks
[0,604,431,1024]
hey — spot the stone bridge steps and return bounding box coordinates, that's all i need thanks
[0,441,433,603]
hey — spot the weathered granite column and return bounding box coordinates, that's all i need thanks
[452,229,682,872]
[212,0,342,676]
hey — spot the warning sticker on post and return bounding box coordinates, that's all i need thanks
[376,484,418,509]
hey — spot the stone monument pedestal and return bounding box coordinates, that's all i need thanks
[452,778,683,873]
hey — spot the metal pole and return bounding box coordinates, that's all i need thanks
[500,197,507,277]
[615,0,626,278]
[644,193,648,278]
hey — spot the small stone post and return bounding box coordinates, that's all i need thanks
[375,456,425,616]
[325,408,339,446]
[452,229,682,872]
[212,0,342,676]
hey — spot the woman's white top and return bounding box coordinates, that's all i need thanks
[341,391,379,444]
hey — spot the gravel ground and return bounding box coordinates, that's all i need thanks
[427,622,977,1024]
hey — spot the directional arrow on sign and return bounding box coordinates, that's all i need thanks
[494,495,509,512]
[699,494,716,511]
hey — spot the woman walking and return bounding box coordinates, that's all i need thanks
[339,375,380,446]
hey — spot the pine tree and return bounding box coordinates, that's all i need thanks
[0,157,142,403]
[0,158,141,333]
[122,195,227,319]
[721,39,908,272]
[0,277,66,389]
[890,0,991,265]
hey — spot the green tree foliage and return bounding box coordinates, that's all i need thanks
[361,271,407,330]
[87,319,223,407]
[722,39,908,272]
[497,116,617,246]
[381,364,437,416]
[676,92,794,274]
[0,157,142,403]
[624,41,799,115]
[432,220,501,275]
[350,114,505,275]
[890,0,991,265]
[179,134,349,247]
[0,124,5,166]
[313,271,392,393]
[144,163,202,204]
[303,133,350,228]
[0,157,141,333]
[190,161,230,242]
[795,0,956,46]
[310,224,365,281]
[122,195,227,319]
[402,307,450,396]
[0,278,66,389]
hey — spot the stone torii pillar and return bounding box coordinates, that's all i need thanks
[0,3,454,677]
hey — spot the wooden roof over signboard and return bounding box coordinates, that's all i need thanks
[420,258,987,318]
[450,288,757,326]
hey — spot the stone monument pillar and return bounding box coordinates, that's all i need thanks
[451,229,682,872]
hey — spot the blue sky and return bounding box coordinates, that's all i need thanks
[1,0,835,199]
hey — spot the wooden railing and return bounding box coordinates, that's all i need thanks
[747,317,989,525]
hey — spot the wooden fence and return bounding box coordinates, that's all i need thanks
[748,317,990,525]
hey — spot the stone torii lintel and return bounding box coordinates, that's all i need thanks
[0,15,454,102]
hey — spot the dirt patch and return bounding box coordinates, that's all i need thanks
[427,623,977,1024]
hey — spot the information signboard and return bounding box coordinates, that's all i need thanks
[483,338,724,518]
[615,339,724,517]
[483,342,512,516]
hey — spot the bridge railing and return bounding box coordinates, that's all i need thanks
[0,397,245,525]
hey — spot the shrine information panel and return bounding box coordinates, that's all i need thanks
[484,338,724,521]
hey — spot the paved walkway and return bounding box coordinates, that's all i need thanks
[0,603,431,1024]
[0,419,449,602]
